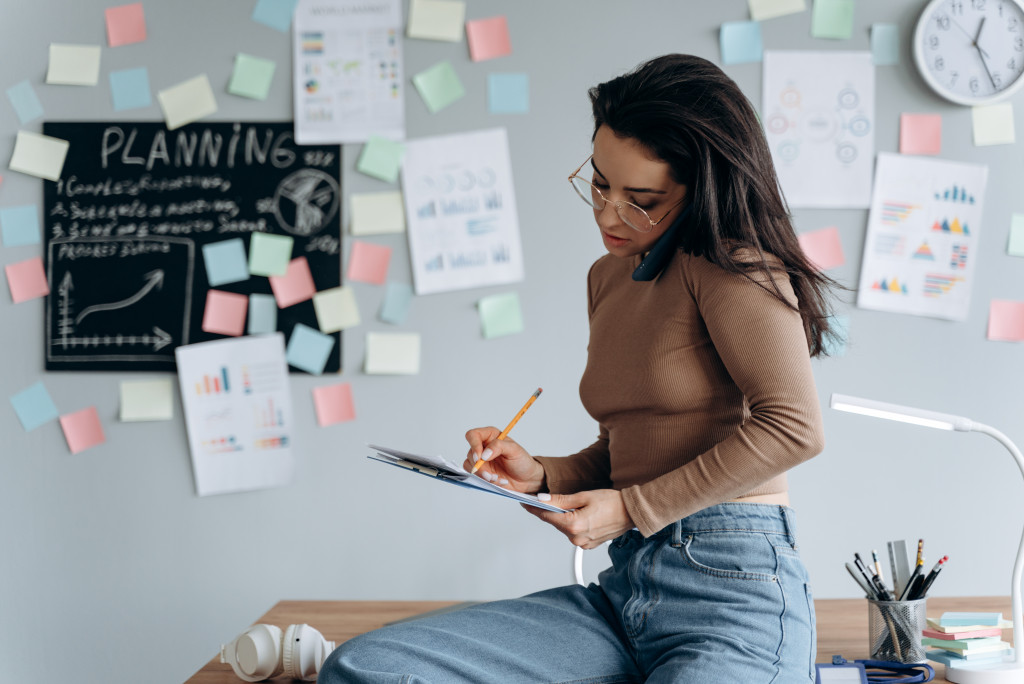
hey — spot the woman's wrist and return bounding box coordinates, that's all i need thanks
[526,459,547,493]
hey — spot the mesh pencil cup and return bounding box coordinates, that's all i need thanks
[867,598,927,663]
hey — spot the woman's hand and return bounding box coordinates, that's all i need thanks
[464,426,546,494]
[524,489,634,549]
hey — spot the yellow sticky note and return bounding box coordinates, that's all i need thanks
[47,44,101,85]
[9,131,69,182]
[973,103,1015,146]
[407,0,465,41]
[313,286,361,333]
[748,0,806,21]
[157,74,218,131]
[119,379,174,421]
[365,332,420,375]
[351,191,406,235]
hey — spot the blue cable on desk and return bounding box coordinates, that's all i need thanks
[818,655,934,683]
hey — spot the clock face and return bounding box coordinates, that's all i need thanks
[915,0,1024,105]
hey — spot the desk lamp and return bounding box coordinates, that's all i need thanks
[829,393,1024,684]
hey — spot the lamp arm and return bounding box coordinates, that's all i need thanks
[970,422,1024,664]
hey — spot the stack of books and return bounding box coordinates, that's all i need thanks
[923,612,1014,668]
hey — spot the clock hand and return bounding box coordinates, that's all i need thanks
[976,43,998,89]
[974,16,986,44]
[951,17,991,57]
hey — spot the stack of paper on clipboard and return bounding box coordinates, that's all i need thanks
[368,444,568,513]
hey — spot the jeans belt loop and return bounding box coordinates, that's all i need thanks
[670,519,684,547]
[780,505,797,547]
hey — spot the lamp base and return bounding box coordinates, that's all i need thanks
[946,655,1024,683]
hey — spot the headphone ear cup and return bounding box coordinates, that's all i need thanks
[220,624,284,682]
[282,624,335,681]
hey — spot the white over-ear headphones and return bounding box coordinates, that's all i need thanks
[220,623,336,682]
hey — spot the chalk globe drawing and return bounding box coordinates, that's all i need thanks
[273,169,340,236]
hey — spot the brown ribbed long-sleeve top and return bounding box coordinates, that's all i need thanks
[534,248,825,538]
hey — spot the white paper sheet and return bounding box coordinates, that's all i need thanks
[763,51,875,208]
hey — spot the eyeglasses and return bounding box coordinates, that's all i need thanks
[567,154,685,233]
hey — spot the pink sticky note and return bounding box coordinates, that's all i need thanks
[900,113,942,155]
[269,256,316,307]
[5,256,50,303]
[105,2,147,47]
[312,382,356,427]
[988,300,1024,341]
[466,15,511,62]
[798,226,845,271]
[347,241,391,285]
[59,406,106,454]
[202,290,248,336]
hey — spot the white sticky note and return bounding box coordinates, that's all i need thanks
[119,379,174,421]
[748,0,806,21]
[9,130,70,182]
[351,191,406,235]
[46,44,102,86]
[407,0,465,42]
[365,332,420,375]
[313,286,360,333]
[973,103,1015,146]
[157,74,218,131]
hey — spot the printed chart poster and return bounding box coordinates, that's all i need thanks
[175,333,294,497]
[402,128,524,295]
[293,0,404,144]
[857,153,988,321]
[763,51,875,208]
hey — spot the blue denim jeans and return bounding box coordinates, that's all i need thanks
[320,503,816,683]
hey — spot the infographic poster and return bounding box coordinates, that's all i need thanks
[857,153,988,321]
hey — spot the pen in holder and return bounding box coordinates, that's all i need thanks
[868,598,927,663]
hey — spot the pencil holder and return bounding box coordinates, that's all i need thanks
[867,598,927,663]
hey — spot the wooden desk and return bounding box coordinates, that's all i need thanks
[188,596,1013,683]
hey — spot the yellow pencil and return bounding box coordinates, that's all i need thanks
[470,388,542,474]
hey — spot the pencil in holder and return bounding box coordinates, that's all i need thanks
[867,598,927,663]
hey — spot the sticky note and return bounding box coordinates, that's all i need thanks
[811,0,854,40]
[988,300,1024,341]
[350,191,406,235]
[110,67,152,111]
[60,406,106,454]
[466,15,511,62]
[202,238,249,286]
[228,53,276,100]
[5,256,49,303]
[252,0,299,32]
[0,205,41,246]
[10,381,59,431]
[973,103,1015,146]
[6,80,44,124]
[202,290,248,336]
[347,241,391,285]
[871,23,900,65]
[248,293,278,334]
[313,286,360,333]
[286,322,335,375]
[940,612,1003,626]
[249,232,294,276]
[798,226,845,270]
[478,291,524,338]
[157,74,218,131]
[488,73,529,114]
[412,61,465,113]
[748,0,806,21]
[269,256,316,307]
[313,382,356,426]
[720,21,764,65]
[9,130,69,182]
[47,44,101,85]
[357,136,405,183]
[407,0,465,42]
[1008,214,1024,257]
[823,314,849,357]
[379,281,414,325]
[365,332,421,375]
[900,113,942,155]
[119,379,174,421]
[105,2,147,47]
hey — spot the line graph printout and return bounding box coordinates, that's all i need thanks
[857,153,988,321]
[763,51,875,208]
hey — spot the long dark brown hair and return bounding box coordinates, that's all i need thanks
[589,54,840,357]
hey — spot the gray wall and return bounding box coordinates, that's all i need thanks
[2,1,1021,682]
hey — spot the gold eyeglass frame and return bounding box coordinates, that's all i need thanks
[567,154,685,233]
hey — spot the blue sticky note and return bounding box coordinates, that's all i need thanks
[379,282,414,325]
[109,67,152,111]
[488,73,529,114]
[248,293,278,334]
[10,381,59,431]
[871,24,900,65]
[939,612,1002,626]
[720,21,764,65]
[0,205,41,246]
[6,80,44,124]
[202,238,250,286]
[252,0,299,32]
[286,323,335,375]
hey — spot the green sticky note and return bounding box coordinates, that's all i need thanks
[811,0,854,40]
[1009,215,1024,257]
[248,232,294,276]
[412,61,465,113]
[228,53,276,100]
[478,291,523,339]
[357,136,405,183]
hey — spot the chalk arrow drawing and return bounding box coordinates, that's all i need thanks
[50,326,172,351]
[74,269,164,325]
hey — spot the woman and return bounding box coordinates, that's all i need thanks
[320,53,836,684]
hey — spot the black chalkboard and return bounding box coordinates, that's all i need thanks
[42,121,342,372]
